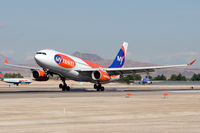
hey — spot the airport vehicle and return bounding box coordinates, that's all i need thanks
[0,72,32,86]
[4,42,196,91]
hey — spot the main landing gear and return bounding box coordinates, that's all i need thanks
[59,77,70,92]
[94,83,104,91]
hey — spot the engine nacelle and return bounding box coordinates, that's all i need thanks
[32,70,49,81]
[91,70,110,82]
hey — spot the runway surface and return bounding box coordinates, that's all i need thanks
[0,85,200,98]
[0,84,200,133]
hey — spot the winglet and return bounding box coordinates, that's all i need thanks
[188,59,196,66]
[4,59,8,64]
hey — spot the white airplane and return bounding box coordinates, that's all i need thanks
[4,42,196,91]
[0,72,32,86]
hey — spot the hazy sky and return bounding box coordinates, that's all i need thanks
[0,0,200,65]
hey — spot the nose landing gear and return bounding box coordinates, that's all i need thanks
[94,83,104,91]
[59,77,70,91]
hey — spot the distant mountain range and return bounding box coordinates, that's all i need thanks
[72,51,104,62]
[0,52,199,78]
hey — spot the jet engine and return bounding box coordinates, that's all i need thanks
[32,69,49,81]
[91,70,110,82]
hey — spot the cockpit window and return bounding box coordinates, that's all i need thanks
[36,52,46,55]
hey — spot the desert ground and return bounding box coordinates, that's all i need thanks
[0,80,200,133]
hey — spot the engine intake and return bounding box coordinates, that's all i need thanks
[32,70,49,81]
[91,70,110,82]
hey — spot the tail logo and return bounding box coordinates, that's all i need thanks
[117,56,124,65]
[109,49,125,68]
[109,42,128,68]
[54,54,76,68]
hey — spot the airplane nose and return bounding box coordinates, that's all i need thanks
[34,51,48,67]
[35,54,46,68]
[34,54,42,64]
[34,54,39,62]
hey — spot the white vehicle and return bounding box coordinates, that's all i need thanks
[0,72,32,86]
[4,42,196,91]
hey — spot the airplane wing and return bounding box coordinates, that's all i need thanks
[4,59,41,70]
[77,59,196,75]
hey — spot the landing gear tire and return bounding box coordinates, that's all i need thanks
[59,77,71,92]
[94,83,105,92]
[66,86,70,91]
[101,87,104,91]
[94,84,97,89]
[60,85,70,92]
[59,84,63,89]
[62,87,66,92]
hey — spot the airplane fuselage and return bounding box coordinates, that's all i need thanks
[34,49,120,83]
